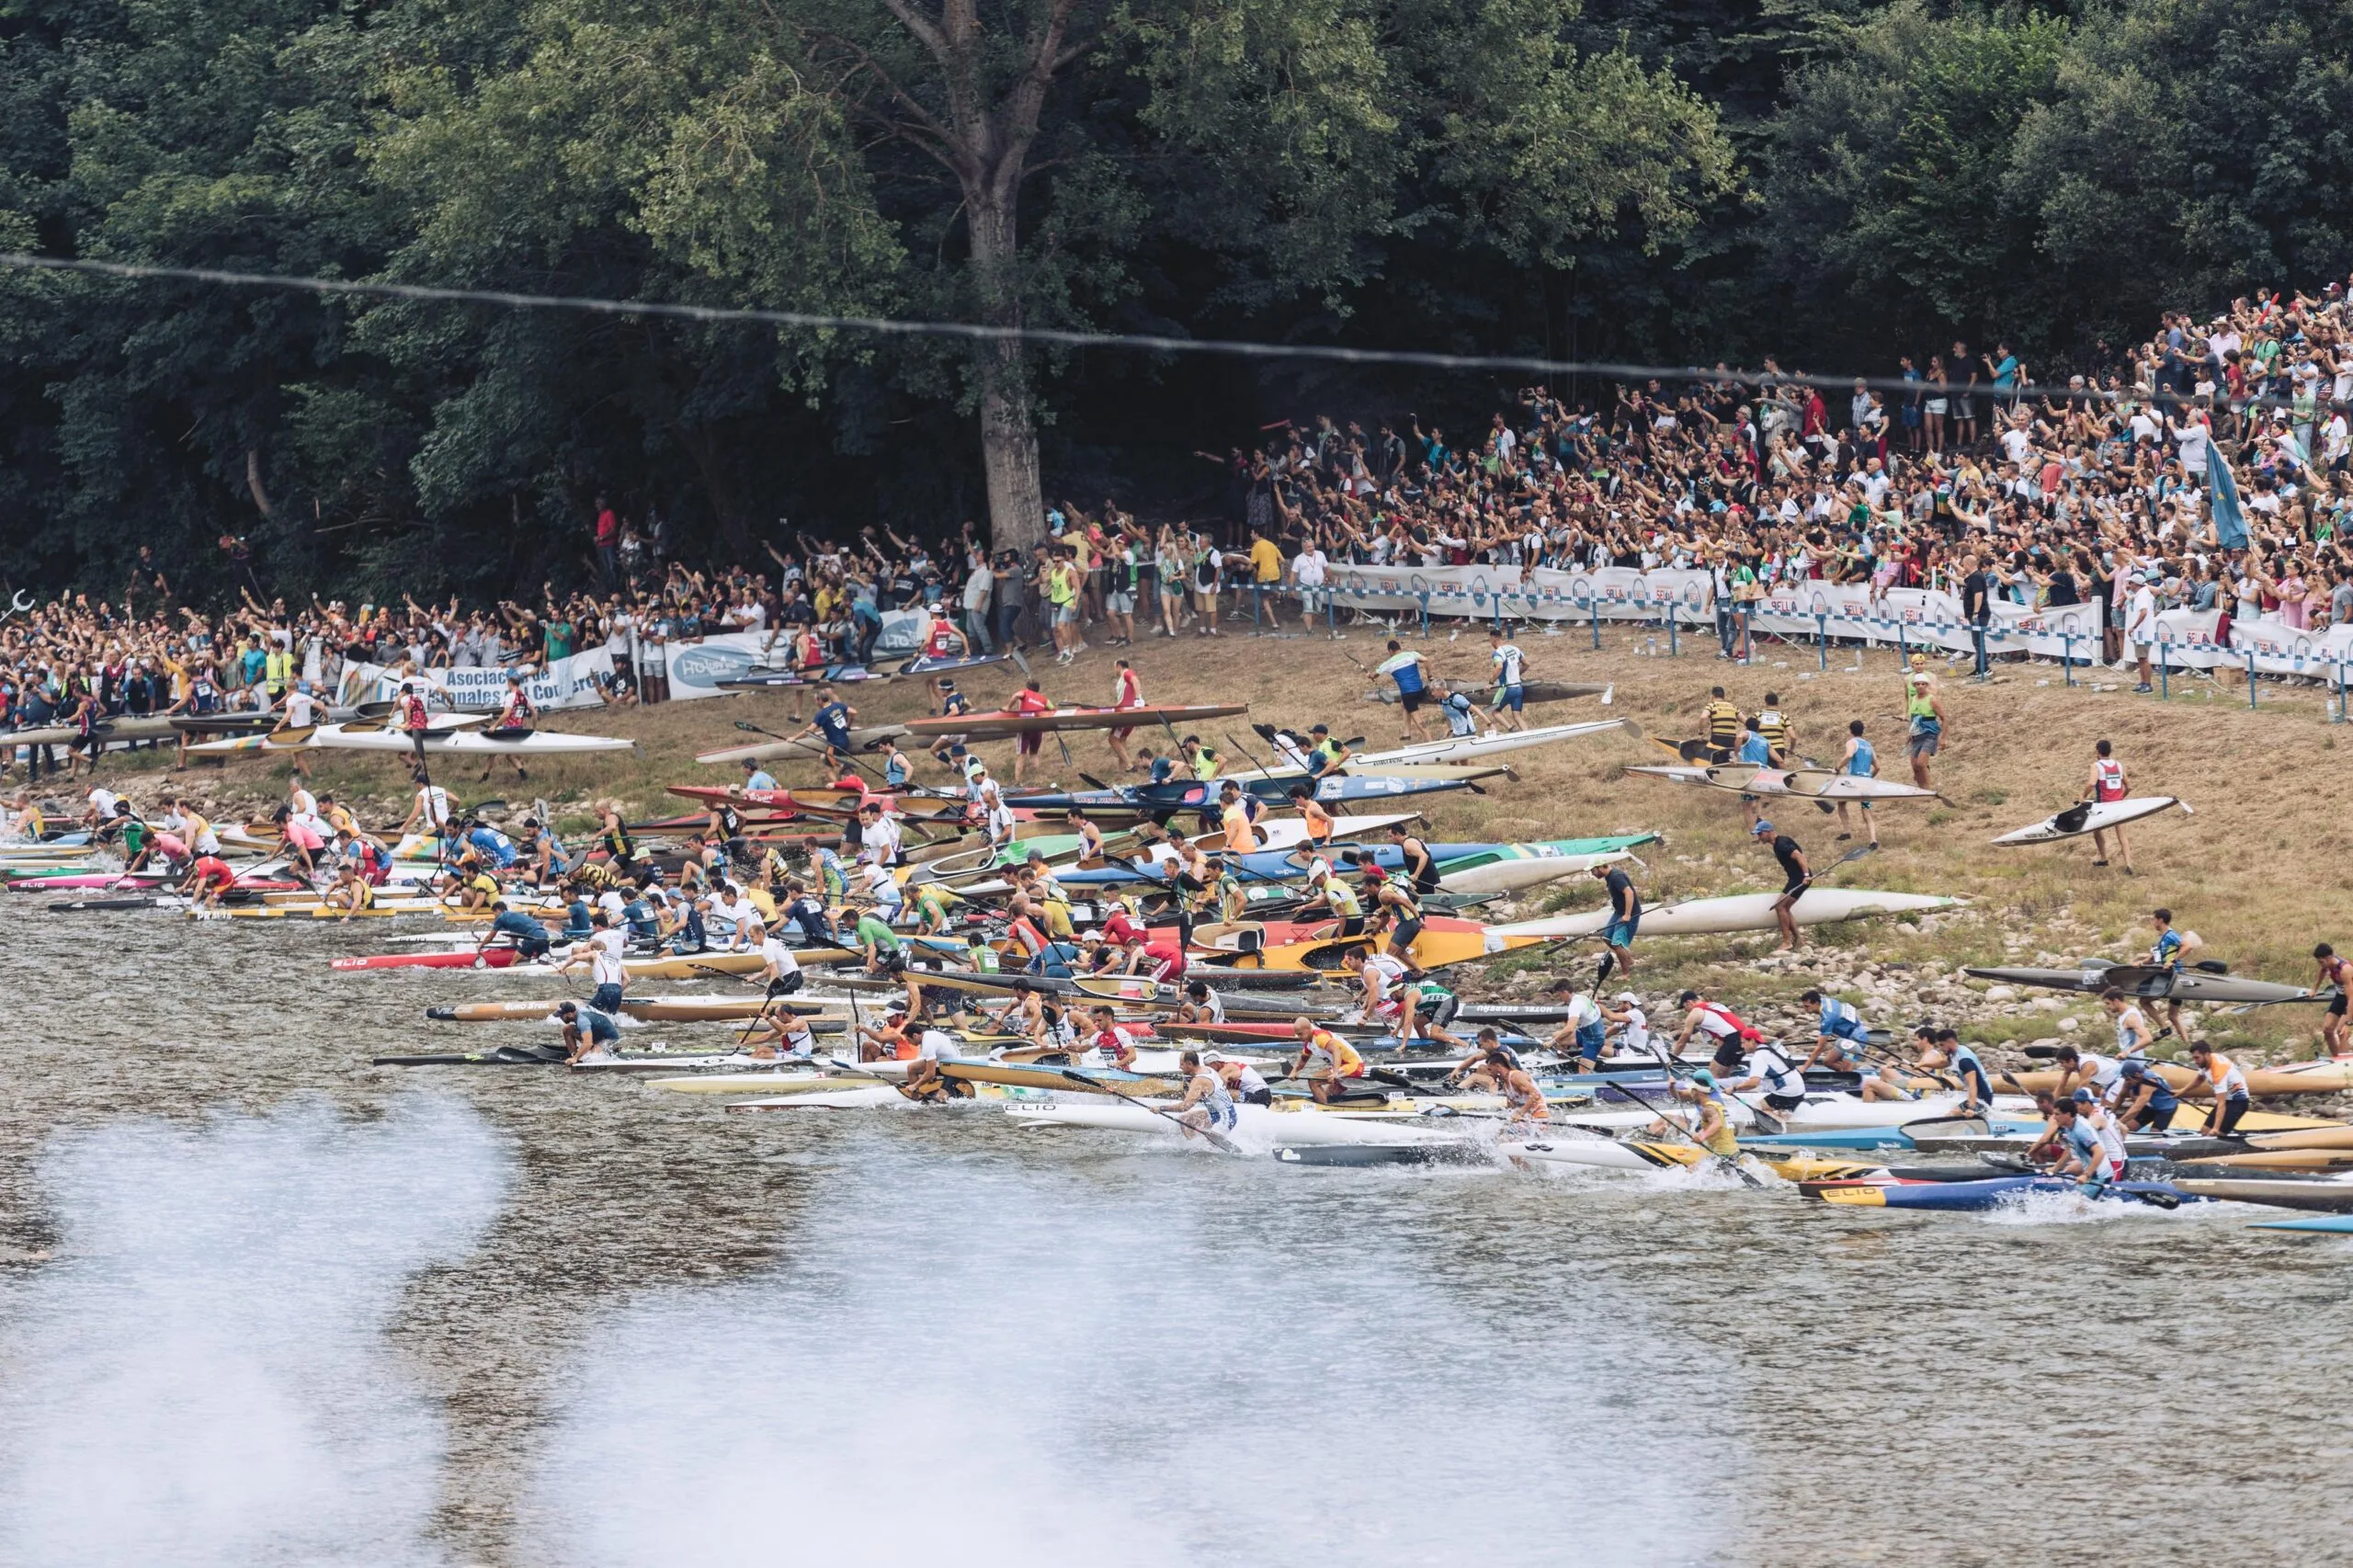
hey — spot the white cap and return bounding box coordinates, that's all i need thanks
[1616,992,1640,1005]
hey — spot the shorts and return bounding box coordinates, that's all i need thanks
[2330,993,2347,1017]
[1389,916,1424,951]
[1493,683,1525,712]
[1052,602,1078,626]
[1240,1087,1274,1107]
[1575,1019,1607,1063]
[513,936,551,960]
[2126,1099,2177,1131]
[2213,1096,2249,1137]
[1779,875,1809,901]
[1763,1091,1806,1112]
[1107,591,1134,614]
[2077,1158,2120,1194]
[873,949,908,975]
[1399,689,1425,714]
[1907,724,1940,759]
[1017,731,1043,755]
[1601,916,1638,949]
[590,983,624,1013]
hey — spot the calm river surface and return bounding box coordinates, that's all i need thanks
[1,900,2347,1567]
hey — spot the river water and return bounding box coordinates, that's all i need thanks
[1,900,2347,1567]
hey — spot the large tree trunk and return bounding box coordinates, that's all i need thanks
[969,193,1044,555]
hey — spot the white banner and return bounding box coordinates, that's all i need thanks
[336,646,618,710]
[1324,563,1715,623]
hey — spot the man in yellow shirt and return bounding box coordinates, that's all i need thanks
[1047,548,1083,665]
[1247,528,1285,630]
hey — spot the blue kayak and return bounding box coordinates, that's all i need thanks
[2254,1213,2353,1234]
[1818,1176,2194,1211]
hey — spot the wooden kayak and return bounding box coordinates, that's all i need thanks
[2001,1061,2353,1099]
[901,702,1248,740]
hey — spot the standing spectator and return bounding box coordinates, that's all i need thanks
[593,495,619,587]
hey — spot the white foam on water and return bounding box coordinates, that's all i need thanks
[0,1096,510,1568]
[528,1136,1732,1567]
[1981,1187,2175,1227]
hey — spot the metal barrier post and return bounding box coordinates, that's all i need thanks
[1590,598,1601,651]
[2247,646,2259,709]
[1816,613,1828,671]
[1667,610,1678,658]
[2157,638,2169,700]
[2063,633,2075,687]
[1418,592,1430,638]
[2336,656,2347,723]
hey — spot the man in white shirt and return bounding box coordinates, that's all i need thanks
[961,550,995,653]
[857,801,902,867]
[2127,574,2159,694]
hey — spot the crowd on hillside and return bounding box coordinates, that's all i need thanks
[7,282,2353,778]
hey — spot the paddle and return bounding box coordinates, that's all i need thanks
[1066,1068,1244,1154]
[1610,1063,1763,1188]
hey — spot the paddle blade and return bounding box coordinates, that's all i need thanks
[1601,685,1615,707]
[735,721,759,732]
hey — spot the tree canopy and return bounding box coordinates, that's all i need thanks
[0,0,2346,597]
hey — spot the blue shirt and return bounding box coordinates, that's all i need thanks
[1148,756,1176,784]
[490,909,543,941]
[1738,731,1772,766]
[1818,997,1868,1041]
[1847,739,1875,776]
[467,826,517,867]
[745,769,779,792]
[814,701,852,749]
[2150,928,2182,968]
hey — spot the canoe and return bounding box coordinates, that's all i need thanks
[1493,889,1961,942]
[1229,918,1552,972]
[1993,797,2182,846]
[426,996,849,1024]
[902,702,1248,740]
[190,722,635,756]
[650,1070,889,1096]
[1960,962,2313,1006]
[694,725,914,765]
[1005,1099,1471,1148]
[942,1060,1185,1096]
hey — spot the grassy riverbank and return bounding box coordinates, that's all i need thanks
[103,614,2353,1062]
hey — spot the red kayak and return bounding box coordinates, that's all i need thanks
[331,949,528,971]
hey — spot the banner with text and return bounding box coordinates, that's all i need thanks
[336,646,618,710]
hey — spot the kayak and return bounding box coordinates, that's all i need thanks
[2252,1214,2353,1233]
[1005,1099,1472,1149]
[426,996,851,1024]
[1344,718,1637,767]
[1365,680,1610,706]
[1623,764,1937,801]
[716,652,1024,688]
[2001,1059,2353,1099]
[942,1060,1186,1096]
[1493,889,1962,941]
[694,724,913,765]
[1809,1176,2194,1210]
[188,722,635,756]
[1993,797,2182,846]
[1960,961,2313,1006]
[1229,919,1552,972]
[2171,1177,2353,1211]
[902,702,1249,740]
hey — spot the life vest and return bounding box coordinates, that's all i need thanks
[1693,1001,1764,1042]
[2093,757,2126,801]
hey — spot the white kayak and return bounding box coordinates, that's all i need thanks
[696,724,910,765]
[1438,847,1639,897]
[1006,1100,1478,1149]
[1992,796,2182,846]
[1352,718,1637,767]
[1625,764,1936,801]
[1493,888,1961,941]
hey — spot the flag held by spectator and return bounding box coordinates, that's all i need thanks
[2210,444,2247,550]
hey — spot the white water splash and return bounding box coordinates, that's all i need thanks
[528,1137,1731,1568]
[0,1096,510,1568]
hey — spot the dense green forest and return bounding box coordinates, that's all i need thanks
[0,0,2347,597]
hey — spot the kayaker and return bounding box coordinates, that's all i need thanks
[475,899,551,960]
[1492,1041,1550,1139]
[1217,779,1259,854]
[1751,819,1810,951]
[1663,1069,1741,1165]
[1303,725,1351,780]
[1107,658,1144,773]
[1363,867,1427,968]
[2113,1055,2184,1132]
[1922,1027,1995,1116]
[2145,908,2203,1041]
[1733,718,1773,830]
[1173,981,1225,1025]
[752,915,804,996]
[794,683,858,773]
[1834,721,1880,846]
[1342,944,1423,1044]
[2046,1095,2124,1193]
[1063,807,1107,863]
[1755,693,1792,767]
[554,1000,620,1065]
[559,909,629,1013]
[323,859,375,922]
[2101,987,2156,1058]
[1286,784,1337,849]
[1600,992,1651,1061]
[1082,1006,1140,1071]
[1800,988,1874,1075]
[901,1022,966,1100]
[854,903,905,976]
[1009,679,1053,786]
[1591,859,1642,985]
[1298,858,1366,936]
[1720,1037,1809,1118]
[1444,1030,1524,1093]
[1702,686,1742,763]
[2084,740,2134,871]
[1374,639,1434,741]
[396,681,433,774]
[1172,1050,1239,1142]
[2316,942,2353,1059]
[1672,989,1762,1056]
[745,1002,820,1063]
[740,756,780,793]
[1386,820,1442,896]
[1544,986,1608,1073]
[181,853,239,910]
[1207,1051,1273,1107]
[1288,1017,1367,1104]
[1903,653,1947,790]
[856,1004,916,1062]
[1487,627,1529,733]
[2188,1039,2252,1136]
[2050,1043,2120,1104]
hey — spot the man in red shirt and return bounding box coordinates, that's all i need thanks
[593,495,620,586]
[1010,678,1053,785]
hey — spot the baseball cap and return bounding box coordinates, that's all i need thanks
[1751,820,1775,835]
[1615,992,1640,1005]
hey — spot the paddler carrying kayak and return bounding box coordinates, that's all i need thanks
[1288,1017,1365,1103]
